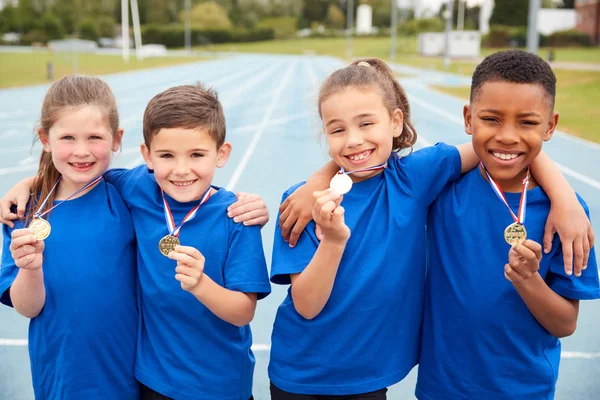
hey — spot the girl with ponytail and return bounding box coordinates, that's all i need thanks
[0,75,139,399]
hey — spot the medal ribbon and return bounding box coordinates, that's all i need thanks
[480,162,530,224]
[34,175,104,219]
[162,187,212,237]
[338,161,388,176]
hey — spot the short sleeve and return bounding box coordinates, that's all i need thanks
[0,219,26,307]
[546,201,600,300]
[104,167,142,195]
[223,223,271,300]
[270,184,321,285]
[394,142,461,205]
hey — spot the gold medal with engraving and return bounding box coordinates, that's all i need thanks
[28,218,51,240]
[504,222,527,245]
[159,235,180,257]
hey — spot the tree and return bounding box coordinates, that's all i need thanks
[146,0,171,24]
[41,13,65,41]
[52,0,81,34]
[302,0,328,24]
[558,0,575,8]
[438,0,480,30]
[179,1,233,29]
[489,0,528,27]
[79,17,100,41]
[326,3,345,29]
[97,16,116,37]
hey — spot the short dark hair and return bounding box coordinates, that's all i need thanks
[143,83,226,148]
[470,50,556,107]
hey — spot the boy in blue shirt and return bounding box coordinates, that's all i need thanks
[416,50,600,400]
[107,83,272,400]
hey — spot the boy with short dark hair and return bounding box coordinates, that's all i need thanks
[416,50,600,400]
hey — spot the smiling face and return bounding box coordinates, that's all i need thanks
[141,126,231,203]
[40,105,121,195]
[320,85,403,182]
[465,81,558,192]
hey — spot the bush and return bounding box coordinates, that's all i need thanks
[21,29,47,45]
[257,17,297,39]
[98,16,116,38]
[542,29,591,47]
[79,18,100,41]
[141,24,274,47]
[483,25,527,47]
[399,18,445,35]
[41,14,64,41]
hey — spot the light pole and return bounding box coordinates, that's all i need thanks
[443,0,455,68]
[526,0,541,54]
[390,0,398,61]
[457,0,465,31]
[185,0,191,52]
[346,0,354,59]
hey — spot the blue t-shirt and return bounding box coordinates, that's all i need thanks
[105,166,271,400]
[0,180,139,400]
[417,168,600,400]
[269,143,461,395]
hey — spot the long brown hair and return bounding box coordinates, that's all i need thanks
[318,58,417,153]
[27,75,119,223]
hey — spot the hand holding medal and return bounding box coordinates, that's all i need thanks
[504,239,542,285]
[9,228,45,271]
[168,245,206,293]
[481,163,530,246]
[312,189,350,244]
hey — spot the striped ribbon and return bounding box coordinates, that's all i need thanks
[338,161,388,176]
[480,162,530,224]
[34,175,104,219]
[162,187,212,237]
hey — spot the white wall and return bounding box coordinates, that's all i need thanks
[418,31,481,58]
[356,4,373,34]
[537,9,577,35]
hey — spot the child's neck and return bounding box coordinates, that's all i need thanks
[479,165,538,193]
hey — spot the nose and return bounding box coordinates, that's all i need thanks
[173,158,190,175]
[495,125,520,145]
[346,127,365,148]
[73,141,91,157]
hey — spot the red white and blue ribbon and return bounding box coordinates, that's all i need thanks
[34,175,104,219]
[480,162,530,225]
[162,187,212,237]
[338,161,388,176]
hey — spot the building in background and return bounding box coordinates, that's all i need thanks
[576,0,600,44]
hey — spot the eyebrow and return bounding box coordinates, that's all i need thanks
[479,109,542,118]
[325,113,377,127]
[154,148,209,153]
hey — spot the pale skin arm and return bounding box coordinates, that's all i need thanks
[289,189,349,320]
[506,240,579,338]
[531,151,594,276]
[9,228,46,318]
[280,143,478,247]
[169,245,257,327]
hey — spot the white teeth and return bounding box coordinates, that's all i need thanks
[72,162,93,167]
[172,181,195,187]
[348,151,371,161]
[492,152,518,161]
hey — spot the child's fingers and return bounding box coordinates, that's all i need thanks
[168,252,202,269]
[581,234,590,272]
[542,223,556,254]
[316,200,337,224]
[512,242,538,263]
[172,245,205,262]
[331,205,345,225]
[10,228,34,240]
[175,264,202,280]
[175,273,197,287]
[504,263,517,283]
[521,240,542,261]
[9,233,37,251]
[12,245,37,260]
[242,216,269,227]
[232,209,266,224]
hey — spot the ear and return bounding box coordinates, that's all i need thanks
[140,143,153,170]
[391,108,404,138]
[39,129,51,152]
[544,111,559,142]
[216,142,232,168]
[112,128,124,152]
[463,105,473,136]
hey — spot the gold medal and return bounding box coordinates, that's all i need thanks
[158,235,180,256]
[29,218,51,240]
[504,222,527,245]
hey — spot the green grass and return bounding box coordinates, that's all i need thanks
[0,51,208,88]
[432,70,600,143]
[481,47,600,64]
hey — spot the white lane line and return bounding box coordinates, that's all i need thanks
[409,92,600,191]
[562,351,600,359]
[0,339,28,346]
[226,61,297,191]
[229,112,310,134]
[0,164,38,176]
[250,343,271,352]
